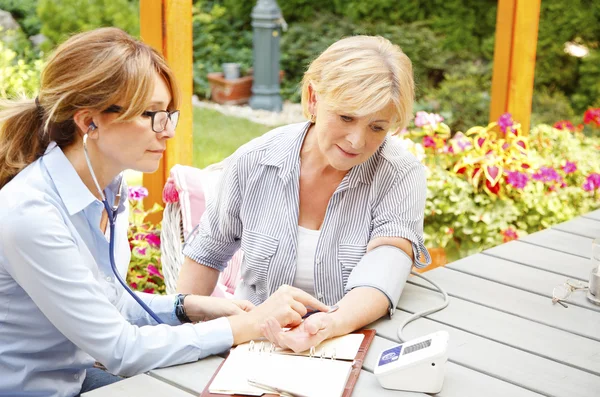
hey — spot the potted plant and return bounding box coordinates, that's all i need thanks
[207,65,285,105]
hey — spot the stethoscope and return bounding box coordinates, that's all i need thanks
[83,126,164,324]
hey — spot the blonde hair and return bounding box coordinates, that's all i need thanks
[301,35,414,132]
[0,27,180,189]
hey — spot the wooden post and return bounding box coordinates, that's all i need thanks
[140,0,193,221]
[489,0,541,135]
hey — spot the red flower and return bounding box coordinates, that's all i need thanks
[501,228,518,243]
[583,108,600,127]
[143,288,155,294]
[553,120,576,132]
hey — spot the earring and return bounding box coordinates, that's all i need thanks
[310,114,316,124]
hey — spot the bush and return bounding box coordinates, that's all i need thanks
[192,2,253,98]
[0,38,43,98]
[0,0,41,37]
[420,61,492,132]
[37,0,139,51]
[531,89,577,127]
[405,111,600,259]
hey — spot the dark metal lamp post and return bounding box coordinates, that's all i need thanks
[249,0,283,112]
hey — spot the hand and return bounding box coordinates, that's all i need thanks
[261,313,334,353]
[249,285,330,329]
[184,295,254,322]
[228,285,329,344]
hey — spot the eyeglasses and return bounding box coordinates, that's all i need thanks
[103,105,180,133]
[551,279,588,308]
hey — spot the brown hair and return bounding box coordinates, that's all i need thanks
[0,27,180,189]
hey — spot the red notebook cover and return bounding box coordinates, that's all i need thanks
[200,329,376,397]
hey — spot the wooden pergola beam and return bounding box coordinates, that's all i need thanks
[140,0,193,220]
[490,0,541,135]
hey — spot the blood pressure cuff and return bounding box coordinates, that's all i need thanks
[344,245,412,318]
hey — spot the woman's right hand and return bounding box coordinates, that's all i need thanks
[228,285,329,344]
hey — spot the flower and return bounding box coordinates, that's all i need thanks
[414,111,444,129]
[501,228,519,243]
[583,108,600,127]
[422,135,436,148]
[143,288,155,294]
[583,173,600,191]
[553,120,577,132]
[128,186,149,201]
[498,113,514,133]
[562,161,577,174]
[505,171,529,189]
[532,167,561,183]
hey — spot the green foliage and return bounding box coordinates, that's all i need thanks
[37,0,139,51]
[0,0,41,37]
[420,61,492,132]
[407,113,600,258]
[531,89,577,127]
[192,2,253,98]
[0,38,43,98]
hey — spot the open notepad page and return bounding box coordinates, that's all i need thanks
[209,348,353,397]
[235,333,365,360]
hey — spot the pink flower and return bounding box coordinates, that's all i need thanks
[146,264,164,279]
[501,228,519,243]
[583,108,600,127]
[562,161,577,174]
[128,186,149,201]
[553,120,576,131]
[423,136,436,148]
[130,282,138,289]
[498,113,514,133]
[414,111,444,129]
[583,173,600,191]
[505,171,529,189]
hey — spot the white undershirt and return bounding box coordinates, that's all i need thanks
[292,225,320,297]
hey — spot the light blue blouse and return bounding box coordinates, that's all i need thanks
[0,143,233,397]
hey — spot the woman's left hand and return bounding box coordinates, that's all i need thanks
[261,312,334,353]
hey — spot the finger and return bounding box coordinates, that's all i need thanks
[303,315,326,335]
[236,300,255,312]
[286,310,303,328]
[263,318,279,345]
[289,299,308,317]
[288,289,330,312]
[260,323,276,345]
[266,318,285,348]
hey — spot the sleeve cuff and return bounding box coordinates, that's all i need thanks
[192,317,234,358]
[147,294,182,326]
[345,245,413,316]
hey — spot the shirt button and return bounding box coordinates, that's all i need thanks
[317,292,324,299]
[105,276,112,282]
[74,374,79,380]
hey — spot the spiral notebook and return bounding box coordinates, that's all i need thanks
[201,329,376,397]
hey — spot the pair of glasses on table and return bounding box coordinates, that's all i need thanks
[551,279,588,308]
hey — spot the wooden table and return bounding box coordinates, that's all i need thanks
[84,210,600,397]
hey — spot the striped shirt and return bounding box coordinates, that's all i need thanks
[184,122,430,307]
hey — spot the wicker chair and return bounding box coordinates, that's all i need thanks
[160,162,242,297]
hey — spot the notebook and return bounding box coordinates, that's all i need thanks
[202,329,376,397]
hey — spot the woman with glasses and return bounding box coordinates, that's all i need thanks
[178,35,430,353]
[0,28,327,397]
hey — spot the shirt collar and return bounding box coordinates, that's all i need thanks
[260,122,382,187]
[41,142,126,216]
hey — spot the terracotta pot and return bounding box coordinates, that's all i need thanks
[207,70,285,105]
[414,247,448,273]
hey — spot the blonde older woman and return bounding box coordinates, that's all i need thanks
[178,35,430,352]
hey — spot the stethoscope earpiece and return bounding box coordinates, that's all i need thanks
[89,122,97,131]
